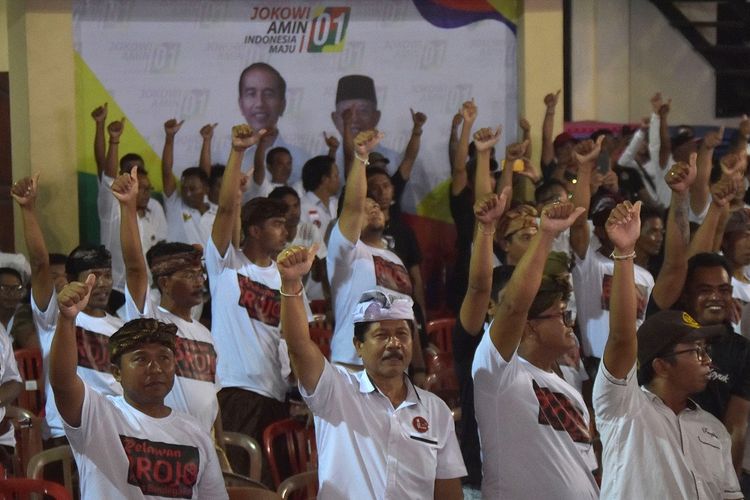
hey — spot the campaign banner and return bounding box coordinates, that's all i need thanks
[73,0,518,309]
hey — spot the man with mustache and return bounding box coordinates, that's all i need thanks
[594,200,741,499]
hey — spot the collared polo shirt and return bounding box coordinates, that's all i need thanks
[164,191,217,248]
[299,191,338,237]
[300,361,466,500]
[594,362,742,500]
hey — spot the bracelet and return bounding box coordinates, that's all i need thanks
[279,283,303,297]
[610,250,636,261]
[478,223,496,236]
[355,153,370,166]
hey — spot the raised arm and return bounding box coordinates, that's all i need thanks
[448,113,463,171]
[451,100,477,195]
[601,201,642,379]
[651,158,696,309]
[49,275,96,427]
[691,126,723,215]
[323,131,339,159]
[161,118,184,198]
[198,123,218,176]
[252,128,276,188]
[569,137,604,259]
[342,108,355,179]
[473,126,502,198]
[653,93,672,168]
[459,190,510,335]
[396,108,427,181]
[11,174,54,309]
[490,202,584,360]
[212,124,264,255]
[278,244,324,393]
[91,103,107,177]
[338,130,384,243]
[104,118,126,179]
[541,90,560,167]
[113,168,148,311]
[498,138,529,211]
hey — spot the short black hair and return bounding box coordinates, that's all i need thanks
[240,197,288,239]
[535,180,568,204]
[302,155,336,192]
[353,319,415,343]
[145,242,195,270]
[268,186,299,202]
[66,244,111,278]
[365,165,390,180]
[209,164,225,190]
[590,128,614,141]
[119,153,147,175]
[238,62,286,98]
[685,252,732,285]
[181,167,209,186]
[267,147,291,166]
[639,206,664,223]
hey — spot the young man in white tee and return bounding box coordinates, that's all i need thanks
[160,118,218,248]
[594,200,741,499]
[472,200,600,499]
[50,279,226,499]
[113,167,219,434]
[277,241,466,498]
[12,175,124,446]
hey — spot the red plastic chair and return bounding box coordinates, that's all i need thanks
[308,325,332,360]
[13,349,44,416]
[0,477,72,499]
[426,318,456,354]
[308,300,328,316]
[262,418,317,489]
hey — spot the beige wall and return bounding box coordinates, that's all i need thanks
[0,1,8,72]
[9,0,78,254]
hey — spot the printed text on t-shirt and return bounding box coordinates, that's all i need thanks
[373,255,413,295]
[76,327,111,372]
[532,380,591,444]
[237,275,281,326]
[120,435,199,499]
[174,337,217,383]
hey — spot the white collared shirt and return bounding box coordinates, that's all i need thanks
[300,361,466,500]
[164,191,217,248]
[594,362,742,500]
[299,190,338,238]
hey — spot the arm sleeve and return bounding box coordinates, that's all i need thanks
[298,360,340,419]
[325,223,357,288]
[592,362,642,421]
[30,292,59,339]
[471,322,517,395]
[618,130,645,168]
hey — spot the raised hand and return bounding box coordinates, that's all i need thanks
[342,107,354,127]
[323,131,340,150]
[640,116,650,130]
[601,170,620,194]
[720,152,746,180]
[505,139,529,162]
[200,123,218,140]
[107,118,126,141]
[451,113,463,130]
[516,158,541,184]
[231,124,265,152]
[702,126,724,149]
[574,135,604,167]
[354,129,384,157]
[410,108,427,130]
[460,99,478,126]
[474,188,510,226]
[658,98,671,118]
[259,127,278,147]
[711,175,740,208]
[58,274,96,319]
[277,244,320,282]
[111,166,139,206]
[519,117,530,133]
[540,201,585,236]
[473,126,501,152]
[544,90,561,110]
[164,118,184,137]
[91,103,107,123]
[665,153,697,193]
[11,173,40,208]
[650,92,663,113]
[605,201,641,253]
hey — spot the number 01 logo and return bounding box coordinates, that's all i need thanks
[306,7,350,53]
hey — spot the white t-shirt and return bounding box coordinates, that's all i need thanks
[594,362,742,500]
[164,192,217,248]
[64,384,227,500]
[31,292,123,439]
[98,173,167,292]
[0,323,22,448]
[572,244,654,357]
[326,223,414,365]
[472,328,599,499]
[205,237,309,401]
[300,361,466,499]
[123,287,219,433]
[245,176,285,200]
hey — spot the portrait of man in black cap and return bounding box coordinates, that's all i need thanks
[331,74,381,138]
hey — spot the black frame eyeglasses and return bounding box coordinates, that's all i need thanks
[661,344,712,363]
[532,310,575,327]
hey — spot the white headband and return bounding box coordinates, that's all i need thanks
[352,290,414,323]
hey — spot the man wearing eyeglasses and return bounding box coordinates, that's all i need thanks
[111,168,220,435]
[595,200,741,499]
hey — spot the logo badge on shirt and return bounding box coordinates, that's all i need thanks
[412,416,429,433]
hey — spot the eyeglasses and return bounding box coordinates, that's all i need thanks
[661,344,712,362]
[532,310,575,327]
[0,284,24,294]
